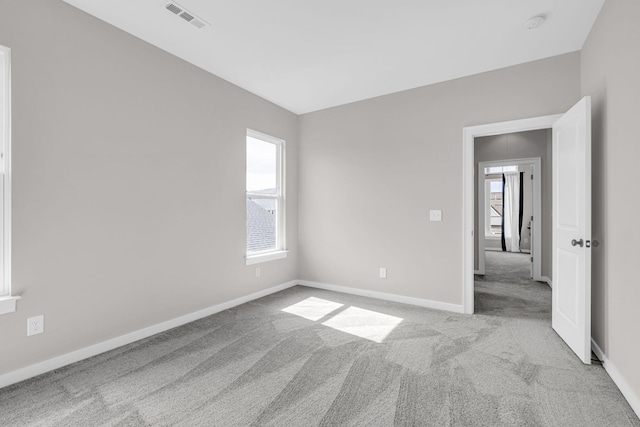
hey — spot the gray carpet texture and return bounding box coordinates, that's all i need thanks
[475,251,551,320]
[1,252,638,426]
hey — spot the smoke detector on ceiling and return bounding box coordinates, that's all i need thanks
[165,2,209,29]
[524,15,546,30]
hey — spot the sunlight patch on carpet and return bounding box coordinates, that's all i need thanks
[321,306,403,343]
[282,297,344,321]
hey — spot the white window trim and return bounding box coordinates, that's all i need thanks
[484,178,502,239]
[0,45,16,315]
[246,250,288,266]
[0,296,19,315]
[245,129,287,265]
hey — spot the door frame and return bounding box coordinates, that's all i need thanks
[477,157,542,280]
[462,114,561,314]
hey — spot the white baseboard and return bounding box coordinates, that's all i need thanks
[0,280,298,389]
[538,276,552,288]
[474,270,482,275]
[484,247,503,252]
[591,338,640,418]
[298,280,465,314]
[591,338,605,361]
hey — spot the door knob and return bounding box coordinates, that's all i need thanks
[571,239,584,247]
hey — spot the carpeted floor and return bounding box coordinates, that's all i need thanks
[1,259,638,426]
[475,251,551,320]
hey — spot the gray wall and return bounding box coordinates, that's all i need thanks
[299,53,580,305]
[474,130,552,278]
[581,0,640,405]
[0,0,298,375]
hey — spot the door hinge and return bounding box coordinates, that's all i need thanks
[531,174,534,180]
[531,257,533,262]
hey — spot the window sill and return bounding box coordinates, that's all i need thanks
[0,295,20,315]
[246,250,288,266]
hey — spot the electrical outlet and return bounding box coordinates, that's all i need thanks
[256,267,261,277]
[379,268,387,279]
[27,315,44,336]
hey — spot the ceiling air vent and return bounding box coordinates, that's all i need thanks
[179,11,194,22]
[165,3,182,15]
[190,19,206,29]
[164,2,209,29]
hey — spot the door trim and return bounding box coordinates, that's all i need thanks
[477,157,542,281]
[462,114,562,314]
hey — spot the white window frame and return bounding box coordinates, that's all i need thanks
[245,129,287,265]
[484,177,502,239]
[485,165,518,174]
[0,45,16,315]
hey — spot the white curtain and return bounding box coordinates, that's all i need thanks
[503,172,521,252]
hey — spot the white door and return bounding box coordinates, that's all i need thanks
[552,96,592,364]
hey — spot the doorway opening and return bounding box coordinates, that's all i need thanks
[476,157,542,281]
[461,114,561,315]
[474,156,549,318]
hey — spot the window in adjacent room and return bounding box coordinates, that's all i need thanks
[485,165,517,174]
[245,129,286,265]
[485,178,503,238]
[0,45,15,314]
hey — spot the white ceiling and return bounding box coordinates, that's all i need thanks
[62,0,605,114]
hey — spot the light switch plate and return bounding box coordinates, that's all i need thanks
[430,210,442,221]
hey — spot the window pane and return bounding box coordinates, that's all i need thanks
[485,165,518,174]
[247,197,277,253]
[489,180,503,235]
[247,136,276,194]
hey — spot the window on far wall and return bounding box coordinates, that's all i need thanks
[485,178,503,238]
[483,165,517,238]
[0,45,14,315]
[245,129,286,265]
[485,165,517,174]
